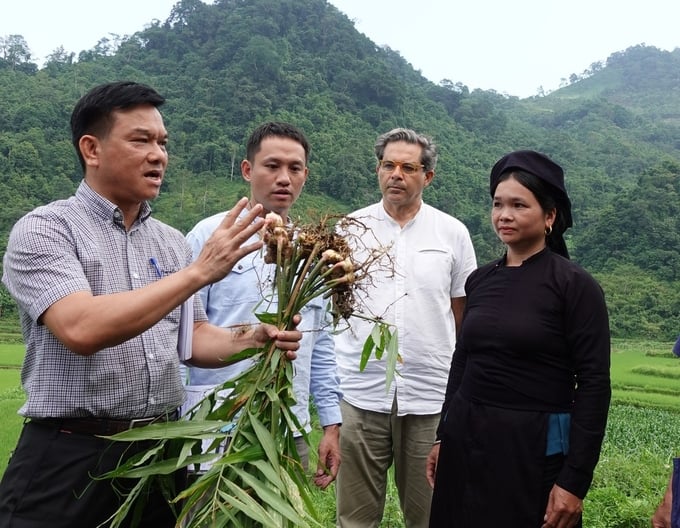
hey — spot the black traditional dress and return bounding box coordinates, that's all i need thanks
[430,248,611,527]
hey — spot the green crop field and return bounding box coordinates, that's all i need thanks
[610,339,680,410]
[0,343,24,367]
[0,341,24,475]
[0,339,678,526]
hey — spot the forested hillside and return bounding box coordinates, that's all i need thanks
[1,0,679,338]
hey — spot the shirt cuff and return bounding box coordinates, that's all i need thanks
[317,405,343,429]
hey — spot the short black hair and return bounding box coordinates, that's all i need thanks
[245,122,310,163]
[70,81,165,171]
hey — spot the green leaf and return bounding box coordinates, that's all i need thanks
[248,412,280,470]
[371,322,385,359]
[221,479,279,526]
[104,475,148,528]
[177,439,199,467]
[359,333,375,371]
[105,452,213,479]
[250,459,286,490]
[279,403,303,433]
[255,312,278,325]
[210,444,264,467]
[384,328,400,393]
[190,392,218,420]
[371,323,383,351]
[264,387,280,403]
[103,420,228,441]
[269,348,283,374]
[377,323,387,352]
[231,466,309,525]
[226,347,261,363]
[280,467,307,516]
[128,443,164,467]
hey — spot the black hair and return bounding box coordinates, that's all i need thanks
[70,81,165,171]
[245,122,310,163]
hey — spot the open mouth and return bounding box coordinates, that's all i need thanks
[145,170,162,181]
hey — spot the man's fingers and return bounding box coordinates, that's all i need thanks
[235,216,265,240]
[219,197,246,227]
[218,198,263,230]
[243,202,262,224]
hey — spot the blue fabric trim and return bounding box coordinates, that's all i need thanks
[546,413,571,455]
[672,457,679,528]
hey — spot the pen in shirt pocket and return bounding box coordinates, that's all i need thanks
[150,257,163,278]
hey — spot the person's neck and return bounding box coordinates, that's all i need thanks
[121,210,140,231]
[383,200,422,228]
[505,243,546,267]
[84,179,142,231]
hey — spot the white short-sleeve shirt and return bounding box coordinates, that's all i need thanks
[334,201,477,415]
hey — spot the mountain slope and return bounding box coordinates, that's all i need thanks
[0,0,679,336]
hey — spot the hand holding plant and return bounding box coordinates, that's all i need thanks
[100,212,397,528]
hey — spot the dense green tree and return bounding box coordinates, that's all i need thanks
[594,264,680,339]
[0,35,36,72]
[574,160,680,281]
[0,3,679,337]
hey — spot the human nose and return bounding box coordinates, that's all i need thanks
[148,142,167,163]
[276,169,292,185]
[388,166,404,179]
[491,203,512,221]
[495,205,512,220]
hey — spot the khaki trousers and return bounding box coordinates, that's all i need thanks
[335,399,439,528]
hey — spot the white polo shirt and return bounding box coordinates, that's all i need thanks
[335,200,477,416]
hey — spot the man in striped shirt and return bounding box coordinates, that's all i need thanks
[0,81,301,528]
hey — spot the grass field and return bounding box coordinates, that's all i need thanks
[0,339,678,526]
[610,339,680,411]
[0,342,24,473]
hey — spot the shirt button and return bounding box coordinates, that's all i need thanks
[147,353,154,360]
[132,272,140,279]
[149,396,156,405]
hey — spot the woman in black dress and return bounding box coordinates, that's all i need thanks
[427,150,611,528]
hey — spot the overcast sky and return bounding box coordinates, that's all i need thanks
[2,0,678,97]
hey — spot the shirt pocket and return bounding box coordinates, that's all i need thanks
[299,296,325,326]
[410,248,452,292]
[210,260,273,309]
[412,247,451,268]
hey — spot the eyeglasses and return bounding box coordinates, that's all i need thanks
[378,160,424,176]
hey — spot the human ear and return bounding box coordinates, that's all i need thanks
[79,135,100,168]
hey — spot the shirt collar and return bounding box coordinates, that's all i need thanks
[378,199,424,227]
[500,246,550,267]
[76,180,153,225]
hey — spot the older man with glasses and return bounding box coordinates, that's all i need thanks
[333,128,477,528]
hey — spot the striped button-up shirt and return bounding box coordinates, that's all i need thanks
[2,181,206,419]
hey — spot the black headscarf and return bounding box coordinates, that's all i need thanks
[490,150,572,259]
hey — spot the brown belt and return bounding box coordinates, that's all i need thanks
[31,411,178,436]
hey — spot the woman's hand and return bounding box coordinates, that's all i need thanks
[426,442,441,488]
[542,484,583,528]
